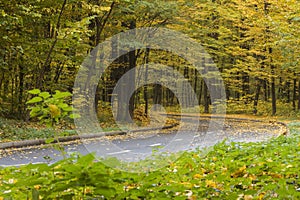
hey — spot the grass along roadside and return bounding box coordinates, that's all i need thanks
[0,111,289,143]
[0,123,299,199]
[0,113,178,143]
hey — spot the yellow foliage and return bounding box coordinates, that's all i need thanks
[270,173,282,179]
[34,185,41,190]
[193,173,202,179]
[231,165,247,178]
[244,195,253,200]
[258,192,265,200]
[205,180,217,188]
[49,104,60,118]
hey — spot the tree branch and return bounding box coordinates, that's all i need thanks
[37,0,67,89]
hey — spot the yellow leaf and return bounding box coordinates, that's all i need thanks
[193,154,199,158]
[193,174,202,179]
[270,173,282,178]
[244,195,253,200]
[100,6,111,12]
[205,180,217,188]
[258,192,265,200]
[49,104,60,118]
[248,174,257,180]
[239,165,247,171]
[84,187,92,194]
[231,165,247,178]
[34,185,41,190]
[54,164,61,169]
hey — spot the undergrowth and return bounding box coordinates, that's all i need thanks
[226,99,300,117]
[0,117,76,142]
[0,124,299,199]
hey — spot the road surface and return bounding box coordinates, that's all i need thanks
[0,117,284,167]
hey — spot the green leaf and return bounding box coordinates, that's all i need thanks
[58,103,68,109]
[69,113,80,119]
[29,107,41,117]
[93,186,116,197]
[53,91,72,99]
[62,106,73,112]
[26,97,43,104]
[28,89,41,95]
[39,92,51,99]
[45,138,55,144]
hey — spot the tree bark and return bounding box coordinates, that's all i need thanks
[298,79,300,111]
[293,78,296,110]
[144,48,150,117]
[36,0,67,89]
[203,83,209,114]
[271,75,276,115]
[253,79,262,114]
[18,64,24,119]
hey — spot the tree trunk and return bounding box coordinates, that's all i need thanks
[253,79,262,114]
[203,82,209,114]
[270,48,276,115]
[36,0,67,89]
[271,75,276,115]
[92,1,115,113]
[199,79,203,106]
[286,80,290,103]
[293,78,296,110]
[263,79,268,101]
[298,79,300,111]
[115,20,136,122]
[144,48,150,117]
[18,64,24,119]
[153,84,162,109]
[128,21,137,119]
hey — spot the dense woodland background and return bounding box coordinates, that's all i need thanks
[1,0,300,121]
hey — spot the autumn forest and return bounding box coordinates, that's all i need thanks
[1,0,300,121]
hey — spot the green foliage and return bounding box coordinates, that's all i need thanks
[1,127,299,199]
[26,89,77,127]
[0,117,76,142]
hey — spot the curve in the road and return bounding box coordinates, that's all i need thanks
[0,116,287,167]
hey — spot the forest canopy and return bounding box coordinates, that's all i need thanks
[0,0,300,120]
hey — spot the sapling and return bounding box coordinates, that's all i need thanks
[26,89,79,157]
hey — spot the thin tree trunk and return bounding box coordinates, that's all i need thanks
[199,79,203,106]
[298,79,300,111]
[277,77,282,99]
[37,0,67,89]
[203,83,209,113]
[264,79,268,101]
[270,52,276,115]
[271,75,276,115]
[293,78,296,110]
[18,64,24,119]
[253,79,262,114]
[144,48,150,117]
[93,1,115,112]
[286,80,290,103]
[128,21,137,120]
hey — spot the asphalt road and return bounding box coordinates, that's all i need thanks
[0,119,278,167]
